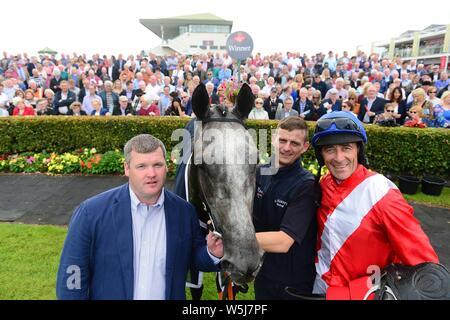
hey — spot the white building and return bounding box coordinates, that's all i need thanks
[140,13,233,55]
[364,24,450,68]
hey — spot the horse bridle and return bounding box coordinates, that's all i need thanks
[191,105,249,238]
[193,108,263,289]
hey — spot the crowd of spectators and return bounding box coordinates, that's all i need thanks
[0,50,449,128]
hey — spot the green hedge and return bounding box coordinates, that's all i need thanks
[0,116,449,178]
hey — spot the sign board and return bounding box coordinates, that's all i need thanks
[440,56,447,70]
[226,31,253,60]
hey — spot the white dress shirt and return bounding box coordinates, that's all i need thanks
[130,187,167,300]
[129,186,221,300]
[363,98,376,123]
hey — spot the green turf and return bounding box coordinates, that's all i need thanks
[0,223,67,299]
[403,186,450,208]
[0,223,255,300]
[2,183,447,300]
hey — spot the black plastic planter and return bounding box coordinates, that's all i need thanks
[398,176,420,195]
[422,176,446,196]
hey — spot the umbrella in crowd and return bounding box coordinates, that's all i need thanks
[37,47,58,55]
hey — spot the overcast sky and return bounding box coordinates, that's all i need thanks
[2,0,450,58]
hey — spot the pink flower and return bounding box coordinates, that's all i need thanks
[26,156,36,164]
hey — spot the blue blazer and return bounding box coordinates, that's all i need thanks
[56,184,218,300]
[320,98,342,112]
[358,97,386,123]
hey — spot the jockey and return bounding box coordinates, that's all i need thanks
[311,111,439,299]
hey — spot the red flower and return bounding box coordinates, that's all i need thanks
[88,154,102,165]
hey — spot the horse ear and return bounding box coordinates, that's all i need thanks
[234,83,254,119]
[192,83,210,120]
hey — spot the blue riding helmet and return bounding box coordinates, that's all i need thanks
[311,111,368,148]
[312,111,369,167]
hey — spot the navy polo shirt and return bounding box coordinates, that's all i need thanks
[253,159,317,292]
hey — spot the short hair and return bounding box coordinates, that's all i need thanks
[411,88,426,99]
[44,89,54,96]
[299,87,308,94]
[69,101,82,110]
[409,105,423,117]
[384,103,394,111]
[284,96,294,103]
[205,82,214,89]
[36,98,47,105]
[277,116,309,141]
[24,89,34,96]
[124,134,166,165]
[342,100,354,110]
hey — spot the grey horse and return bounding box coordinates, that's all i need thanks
[186,82,264,286]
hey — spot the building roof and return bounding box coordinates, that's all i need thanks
[166,13,230,21]
[422,24,445,31]
[399,24,447,38]
[140,12,232,39]
[399,30,417,38]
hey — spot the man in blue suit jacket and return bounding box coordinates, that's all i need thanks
[358,84,386,123]
[56,134,222,300]
[52,80,76,115]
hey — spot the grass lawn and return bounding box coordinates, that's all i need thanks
[0,223,67,299]
[1,186,447,300]
[403,186,450,208]
[0,223,255,300]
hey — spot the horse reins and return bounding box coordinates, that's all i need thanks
[186,105,253,299]
[189,105,249,238]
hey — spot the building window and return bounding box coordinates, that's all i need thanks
[419,38,444,56]
[210,45,218,50]
[199,45,207,50]
[179,26,188,35]
[394,44,413,58]
[220,46,227,50]
[190,45,198,48]
[189,24,230,33]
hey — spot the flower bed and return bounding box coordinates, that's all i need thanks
[0,148,125,176]
[0,149,326,178]
[1,117,448,178]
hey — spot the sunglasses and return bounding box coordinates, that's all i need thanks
[315,117,360,133]
[386,110,394,112]
[255,102,263,105]
[429,91,437,94]
[410,111,418,114]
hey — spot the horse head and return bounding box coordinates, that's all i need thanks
[190,82,263,285]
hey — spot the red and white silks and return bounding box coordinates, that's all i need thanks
[313,165,438,299]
